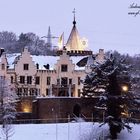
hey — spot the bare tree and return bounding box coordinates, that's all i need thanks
[0,76,17,140]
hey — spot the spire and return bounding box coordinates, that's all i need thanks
[72,8,76,27]
[66,9,85,51]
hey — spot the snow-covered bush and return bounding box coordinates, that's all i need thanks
[0,76,17,140]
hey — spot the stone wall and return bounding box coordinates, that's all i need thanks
[32,97,99,122]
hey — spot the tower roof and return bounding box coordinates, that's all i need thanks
[66,9,86,51]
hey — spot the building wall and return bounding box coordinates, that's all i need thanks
[0,53,8,76]
[32,97,99,122]
[0,48,90,97]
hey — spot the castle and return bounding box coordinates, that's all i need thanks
[0,15,105,99]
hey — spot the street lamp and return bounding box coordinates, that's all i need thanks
[121,85,128,92]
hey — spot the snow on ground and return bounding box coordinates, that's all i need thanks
[0,122,140,140]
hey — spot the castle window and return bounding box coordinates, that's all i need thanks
[78,89,81,97]
[61,77,68,86]
[61,64,68,72]
[11,76,14,83]
[47,77,51,85]
[27,76,32,84]
[57,78,60,85]
[69,79,72,85]
[46,88,49,96]
[1,64,5,70]
[20,76,25,84]
[78,77,81,85]
[35,76,40,85]
[23,64,29,70]
[17,88,22,96]
[37,88,40,95]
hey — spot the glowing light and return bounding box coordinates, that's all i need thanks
[23,107,30,113]
[121,112,129,117]
[122,85,128,92]
[22,103,32,113]
[80,37,88,50]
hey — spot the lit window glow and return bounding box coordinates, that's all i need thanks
[23,106,31,113]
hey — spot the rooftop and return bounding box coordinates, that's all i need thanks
[4,53,86,71]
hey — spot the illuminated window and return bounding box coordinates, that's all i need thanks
[22,101,32,113]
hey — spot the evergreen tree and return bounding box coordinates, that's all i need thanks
[82,54,133,139]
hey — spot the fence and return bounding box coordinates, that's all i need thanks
[1,116,140,140]
[13,113,104,124]
[12,113,140,124]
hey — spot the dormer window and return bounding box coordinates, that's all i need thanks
[1,64,5,70]
[61,64,68,72]
[23,64,29,70]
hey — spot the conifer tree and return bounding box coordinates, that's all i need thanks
[82,54,133,139]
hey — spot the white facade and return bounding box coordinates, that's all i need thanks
[0,47,105,97]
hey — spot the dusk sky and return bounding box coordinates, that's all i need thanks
[0,0,140,55]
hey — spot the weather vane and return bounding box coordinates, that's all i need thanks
[72,8,76,26]
[72,8,76,17]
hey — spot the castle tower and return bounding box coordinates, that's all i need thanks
[66,9,86,51]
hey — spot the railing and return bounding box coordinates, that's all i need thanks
[12,115,97,124]
[52,84,75,89]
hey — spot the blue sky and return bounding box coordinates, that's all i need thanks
[0,0,140,55]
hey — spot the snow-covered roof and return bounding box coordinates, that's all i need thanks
[6,53,21,69]
[70,56,86,70]
[5,53,86,71]
[31,55,59,70]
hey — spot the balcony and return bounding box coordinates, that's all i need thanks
[52,84,75,97]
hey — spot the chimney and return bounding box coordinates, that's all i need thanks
[36,63,39,69]
[0,48,5,57]
[99,49,104,54]
[44,64,50,69]
[46,64,50,69]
